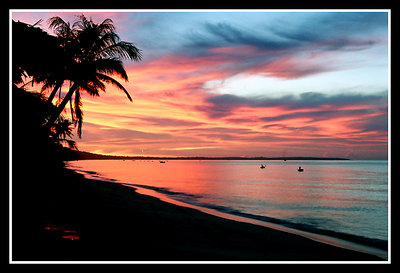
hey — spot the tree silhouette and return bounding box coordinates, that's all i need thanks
[12,20,62,86]
[50,116,77,150]
[42,16,77,104]
[44,15,142,137]
[12,21,78,152]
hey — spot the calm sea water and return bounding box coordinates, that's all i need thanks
[66,160,388,243]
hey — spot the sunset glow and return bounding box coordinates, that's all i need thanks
[12,10,389,159]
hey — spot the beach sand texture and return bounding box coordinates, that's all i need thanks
[12,166,383,262]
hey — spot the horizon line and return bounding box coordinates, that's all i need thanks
[70,150,354,160]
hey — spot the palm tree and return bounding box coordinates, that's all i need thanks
[50,116,78,150]
[45,15,142,137]
[42,16,77,104]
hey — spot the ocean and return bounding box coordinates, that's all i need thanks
[66,159,388,249]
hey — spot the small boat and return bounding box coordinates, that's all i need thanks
[260,164,266,169]
[297,166,304,172]
[159,160,166,163]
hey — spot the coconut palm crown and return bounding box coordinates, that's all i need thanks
[45,15,142,137]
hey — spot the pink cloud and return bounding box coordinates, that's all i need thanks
[12,13,387,159]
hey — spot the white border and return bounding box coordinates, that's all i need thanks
[386,9,391,264]
[10,9,392,14]
[9,9,391,265]
[9,9,13,265]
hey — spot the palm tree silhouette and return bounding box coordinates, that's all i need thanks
[42,16,77,104]
[50,116,78,150]
[44,15,142,137]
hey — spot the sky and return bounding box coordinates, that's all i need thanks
[12,10,389,159]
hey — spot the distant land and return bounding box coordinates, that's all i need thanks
[61,148,350,161]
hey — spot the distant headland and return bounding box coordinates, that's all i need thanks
[61,148,350,161]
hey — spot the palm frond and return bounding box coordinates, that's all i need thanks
[76,80,104,97]
[94,58,129,81]
[96,73,133,102]
[69,94,75,122]
[48,16,73,38]
[65,139,78,150]
[74,89,83,138]
[100,41,142,61]
[73,14,93,30]
[97,32,120,50]
[98,18,115,33]
[31,19,43,27]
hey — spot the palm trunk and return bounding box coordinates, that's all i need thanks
[47,81,63,104]
[45,83,78,131]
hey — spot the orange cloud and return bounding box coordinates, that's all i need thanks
[14,28,387,159]
[68,49,387,159]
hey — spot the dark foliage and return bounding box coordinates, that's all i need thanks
[12,20,63,86]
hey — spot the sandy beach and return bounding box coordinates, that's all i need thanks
[11,164,385,262]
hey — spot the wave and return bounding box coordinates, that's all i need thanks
[65,163,388,252]
[131,183,388,251]
[128,184,203,201]
[71,168,118,182]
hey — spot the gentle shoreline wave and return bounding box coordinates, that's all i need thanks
[129,182,388,250]
[70,166,388,259]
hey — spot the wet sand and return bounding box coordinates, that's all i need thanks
[11,166,385,262]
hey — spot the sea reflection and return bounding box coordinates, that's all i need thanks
[67,160,388,241]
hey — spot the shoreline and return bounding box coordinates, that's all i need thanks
[12,165,387,262]
[72,165,388,255]
[123,182,388,251]
[131,185,388,260]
